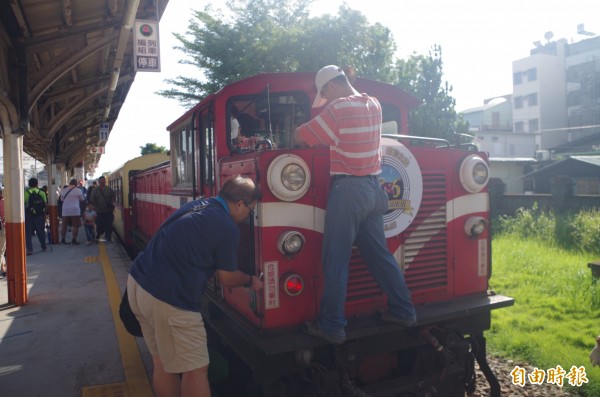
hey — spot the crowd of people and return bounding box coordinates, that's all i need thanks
[22,176,115,255]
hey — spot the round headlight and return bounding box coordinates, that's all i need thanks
[459,155,490,193]
[464,216,488,237]
[277,231,305,255]
[281,163,306,191]
[267,154,311,201]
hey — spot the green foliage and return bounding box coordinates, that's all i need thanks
[489,236,600,396]
[391,45,470,140]
[494,205,600,255]
[571,209,600,255]
[494,203,556,241]
[140,143,167,155]
[157,0,466,139]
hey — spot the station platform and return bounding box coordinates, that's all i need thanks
[0,232,154,397]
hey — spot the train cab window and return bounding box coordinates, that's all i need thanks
[171,126,194,188]
[228,92,310,151]
[381,103,402,134]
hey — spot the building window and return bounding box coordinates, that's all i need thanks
[515,121,524,132]
[513,72,523,85]
[575,177,599,195]
[528,119,539,132]
[528,93,538,106]
[526,68,537,81]
[514,97,523,109]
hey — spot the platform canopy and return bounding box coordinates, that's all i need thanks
[0,0,169,175]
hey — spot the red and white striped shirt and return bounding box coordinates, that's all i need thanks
[296,94,382,176]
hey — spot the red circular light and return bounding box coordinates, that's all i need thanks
[284,275,304,296]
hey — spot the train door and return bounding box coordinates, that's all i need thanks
[196,107,216,199]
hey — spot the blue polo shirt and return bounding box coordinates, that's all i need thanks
[130,197,239,312]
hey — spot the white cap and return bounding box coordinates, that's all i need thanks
[312,65,345,108]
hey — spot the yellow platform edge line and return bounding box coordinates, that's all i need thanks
[95,243,154,397]
[82,382,128,397]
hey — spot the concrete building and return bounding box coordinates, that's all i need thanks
[512,38,569,151]
[566,35,600,144]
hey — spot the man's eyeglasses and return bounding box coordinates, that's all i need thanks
[241,200,255,214]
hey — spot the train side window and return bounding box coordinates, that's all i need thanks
[171,125,194,188]
[201,111,214,187]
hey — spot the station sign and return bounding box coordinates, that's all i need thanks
[90,146,105,154]
[133,19,161,72]
[99,123,109,141]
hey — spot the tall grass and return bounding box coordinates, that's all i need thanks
[489,206,600,396]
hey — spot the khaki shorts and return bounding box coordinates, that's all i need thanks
[127,275,209,373]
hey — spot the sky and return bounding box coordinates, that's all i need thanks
[94,0,598,176]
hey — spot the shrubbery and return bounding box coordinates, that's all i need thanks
[493,204,600,254]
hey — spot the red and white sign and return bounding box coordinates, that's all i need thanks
[90,146,105,154]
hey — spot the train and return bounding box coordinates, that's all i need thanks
[107,152,169,250]
[112,71,514,397]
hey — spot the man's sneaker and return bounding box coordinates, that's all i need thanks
[303,321,346,344]
[0,272,6,279]
[61,239,67,244]
[72,240,80,245]
[376,311,417,327]
[26,251,33,256]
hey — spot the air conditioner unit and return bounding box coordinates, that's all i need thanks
[536,150,550,161]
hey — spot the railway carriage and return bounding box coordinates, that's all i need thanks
[128,71,513,396]
[108,153,169,252]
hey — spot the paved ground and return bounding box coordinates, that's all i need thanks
[0,231,153,397]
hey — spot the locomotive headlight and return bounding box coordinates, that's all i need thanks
[267,154,311,201]
[277,231,305,255]
[459,154,490,193]
[282,273,304,296]
[464,216,488,237]
[281,163,306,191]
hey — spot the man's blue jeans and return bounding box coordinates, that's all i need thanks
[25,214,47,252]
[317,176,416,339]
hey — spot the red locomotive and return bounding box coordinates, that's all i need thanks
[124,72,513,396]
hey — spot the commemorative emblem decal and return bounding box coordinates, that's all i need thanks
[379,138,423,237]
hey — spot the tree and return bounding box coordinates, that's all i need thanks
[140,143,167,155]
[158,0,466,139]
[157,0,397,107]
[392,45,470,141]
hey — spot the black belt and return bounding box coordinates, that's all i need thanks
[330,174,377,183]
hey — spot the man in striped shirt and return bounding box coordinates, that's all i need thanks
[294,65,416,345]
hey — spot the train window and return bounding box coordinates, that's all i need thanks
[201,111,214,187]
[381,103,402,133]
[228,91,310,151]
[171,126,194,188]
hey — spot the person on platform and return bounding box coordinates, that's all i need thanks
[89,176,116,242]
[59,179,85,244]
[127,174,263,397]
[294,65,416,345]
[83,202,97,245]
[24,178,47,255]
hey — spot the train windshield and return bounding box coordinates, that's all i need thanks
[228,91,311,151]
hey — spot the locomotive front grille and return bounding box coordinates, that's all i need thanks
[404,172,448,294]
[345,172,449,303]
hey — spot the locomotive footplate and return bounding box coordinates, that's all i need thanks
[205,291,513,387]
